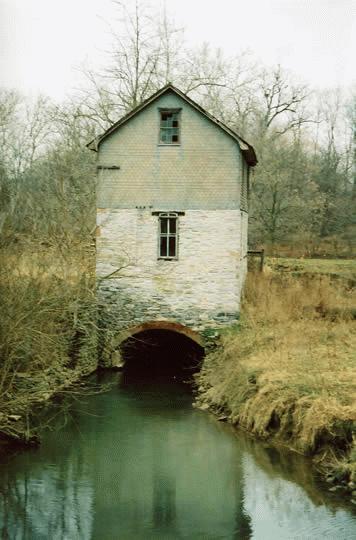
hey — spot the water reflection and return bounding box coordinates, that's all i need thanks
[0,373,355,539]
[242,452,355,539]
[0,453,93,539]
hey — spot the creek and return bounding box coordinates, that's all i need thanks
[0,371,355,539]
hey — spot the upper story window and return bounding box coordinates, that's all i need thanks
[158,213,178,259]
[159,109,180,144]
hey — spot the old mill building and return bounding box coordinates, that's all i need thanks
[88,84,257,365]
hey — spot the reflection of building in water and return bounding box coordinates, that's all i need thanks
[241,453,356,539]
[0,454,93,540]
[90,390,252,539]
[152,473,176,528]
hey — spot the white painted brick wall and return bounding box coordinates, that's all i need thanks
[97,208,244,331]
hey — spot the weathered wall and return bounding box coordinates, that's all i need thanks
[96,89,249,352]
[97,208,244,338]
[97,90,243,210]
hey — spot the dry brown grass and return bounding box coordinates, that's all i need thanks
[197,270,356,484]
[0,242,97,442]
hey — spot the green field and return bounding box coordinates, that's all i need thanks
[266,257,356,282]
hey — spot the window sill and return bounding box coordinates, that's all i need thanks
[157,257,178,261]
[157,143,181,147]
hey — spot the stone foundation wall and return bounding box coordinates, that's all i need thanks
[96,208,246,341]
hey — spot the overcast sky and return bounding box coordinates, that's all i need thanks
[1,0,355,101]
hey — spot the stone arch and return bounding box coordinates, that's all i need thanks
[115,320,205,349]
[114,320,205,375]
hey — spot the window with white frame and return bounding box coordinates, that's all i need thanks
[158,213,178,259]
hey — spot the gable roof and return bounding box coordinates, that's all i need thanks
[87,83,257,166]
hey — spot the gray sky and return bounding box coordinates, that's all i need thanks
[1,0,355,100]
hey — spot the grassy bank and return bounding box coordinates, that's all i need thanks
[196,267,356,499]
[266,256,356,284]
[0,242,98,445]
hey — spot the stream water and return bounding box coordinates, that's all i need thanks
[0,372,355,539]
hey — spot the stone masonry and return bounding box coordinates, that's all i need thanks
[97,208,247,333]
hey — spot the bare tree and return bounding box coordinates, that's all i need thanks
[250,139,323,247]
[311,88,356,239]
[256,65,311,140]
[191,50,258,138]
[76,0,185,130]
[0,92,53,237]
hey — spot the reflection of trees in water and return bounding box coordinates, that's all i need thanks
[240,448,356,539]
[4,381,353,540]
[239,435,352,511]
[233,484,252,539]
[230,440,252,539]
[0,451,93,540]
[209,418,356,539]
[0,472,34,539]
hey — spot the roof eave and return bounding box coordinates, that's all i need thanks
[242,147,258,167]
[91,83,175,151]
[87,138,98,152]
[87,83,258,165]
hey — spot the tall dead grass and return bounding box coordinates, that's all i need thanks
[196,271,356,485]
[0,242,98,442]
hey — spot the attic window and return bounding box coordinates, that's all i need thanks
[159,110,180,144]
[158,213,178,259]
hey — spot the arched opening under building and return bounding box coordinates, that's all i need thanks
[118,322,205,381]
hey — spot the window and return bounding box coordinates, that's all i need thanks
[158,213,178,258]
[159,110,180,144]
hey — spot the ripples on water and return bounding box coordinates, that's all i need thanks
[0,372,355,539]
